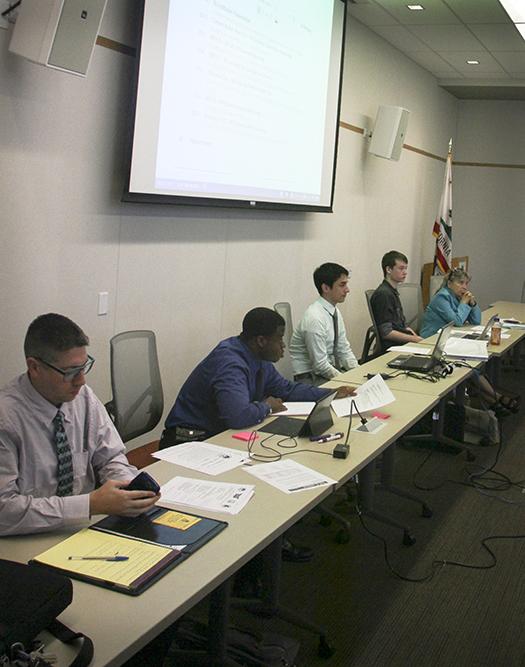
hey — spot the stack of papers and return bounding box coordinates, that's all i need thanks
[443,338,488,359]
[159,477,255,515]
[245,459,336,494]
[153,442,248,476]
[332,373,395,418]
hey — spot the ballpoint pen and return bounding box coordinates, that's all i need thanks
[68,556,129,562]
[310,432,344,444]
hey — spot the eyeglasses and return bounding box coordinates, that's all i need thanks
[37,354,95,382]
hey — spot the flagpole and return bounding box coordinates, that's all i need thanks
[432,141,453,276]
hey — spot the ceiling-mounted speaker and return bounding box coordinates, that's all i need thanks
[9,0,107,76]
[368,105,410,161]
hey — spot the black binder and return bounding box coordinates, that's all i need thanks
[92,507,227,553]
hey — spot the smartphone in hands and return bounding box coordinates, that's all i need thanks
[126,471,160,494]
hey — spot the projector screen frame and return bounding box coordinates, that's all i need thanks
[122,0,347,213]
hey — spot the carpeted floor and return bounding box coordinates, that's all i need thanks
[271,368,525,666]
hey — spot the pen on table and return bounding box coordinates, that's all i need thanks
[289,481,328,492]
[68,556,129,562]
[310,432,344,444]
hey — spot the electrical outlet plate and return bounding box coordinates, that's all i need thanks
[0,1,18,30]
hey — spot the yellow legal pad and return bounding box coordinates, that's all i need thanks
[32,528,176,589]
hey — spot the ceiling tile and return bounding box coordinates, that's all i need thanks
[408,24,487,50]
[347,3,399,26]
[370,25,432,51]
[494,51,525,71]
[373,0,461,24]
[438,50,507,73]
[407,50,461,74]
[442,0,511,23]
[468,23,525,51]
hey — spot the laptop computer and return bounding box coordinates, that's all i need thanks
[258,390,337,438]
[387,321,454,372]
[460,313,499,340]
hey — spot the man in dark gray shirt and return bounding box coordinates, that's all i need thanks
[370,251,423,352]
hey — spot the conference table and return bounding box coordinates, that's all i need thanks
[2,303,523,666]
[0,390,439,667]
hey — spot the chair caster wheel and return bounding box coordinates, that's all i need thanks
[466,451,476,462]
[421,505,433,518]
[319,515,332,527]
[318,636,335,659]
[335,529,350,544]
[403,531,416,546]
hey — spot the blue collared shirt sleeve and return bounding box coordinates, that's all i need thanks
[465,304,482,326]
[213,359,271,430]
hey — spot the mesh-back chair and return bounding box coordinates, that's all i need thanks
[361,289,382,361]
[273,302,294,381]
[398,283,423,332]
[106,330,164,443]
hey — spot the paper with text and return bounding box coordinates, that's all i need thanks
[245,459,336,494]
[159,477,254,515]
[332,374,395,418]
[153,441,248,475]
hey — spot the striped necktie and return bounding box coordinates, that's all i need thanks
[332,311,340,370]
[53,410,74,497]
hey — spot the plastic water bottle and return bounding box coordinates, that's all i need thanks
[490,317,501,345]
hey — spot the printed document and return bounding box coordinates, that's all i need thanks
[444,338,488,359]
[245,459,336,494]
[159,477,254,515]
[153,441,248,475]
[332,374,395,418]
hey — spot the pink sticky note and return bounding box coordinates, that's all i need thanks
[232,431,259,441]
[372,411,390,420]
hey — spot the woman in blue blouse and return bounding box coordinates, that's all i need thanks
[421,268,519,414]
[421,267,481,338]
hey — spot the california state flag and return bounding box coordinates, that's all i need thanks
[432,150,452,274]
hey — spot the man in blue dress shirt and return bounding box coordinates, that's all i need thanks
[161,307,354,563]
[162,307,353,446]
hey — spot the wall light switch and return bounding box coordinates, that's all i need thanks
[98,291,109,316]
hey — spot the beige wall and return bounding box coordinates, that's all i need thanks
[0,2,464,448]
[454,100,525,308]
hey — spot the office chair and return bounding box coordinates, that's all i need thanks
[273,302,295,381]
[521,280,525,303]
[398,282,423,332]
[105,330,164,443]
[361,289,382,362]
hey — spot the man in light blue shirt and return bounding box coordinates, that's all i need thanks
[290,263,358,384]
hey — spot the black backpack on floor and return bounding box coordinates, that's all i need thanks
[0,559,93,667]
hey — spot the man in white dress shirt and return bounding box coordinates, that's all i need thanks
[289,262,358,385]
[0,313,159,536]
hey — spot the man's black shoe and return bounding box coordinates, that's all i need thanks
[281,538,313,562]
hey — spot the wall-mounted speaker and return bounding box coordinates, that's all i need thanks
[9,0,107,77]
[368,105,410,161]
